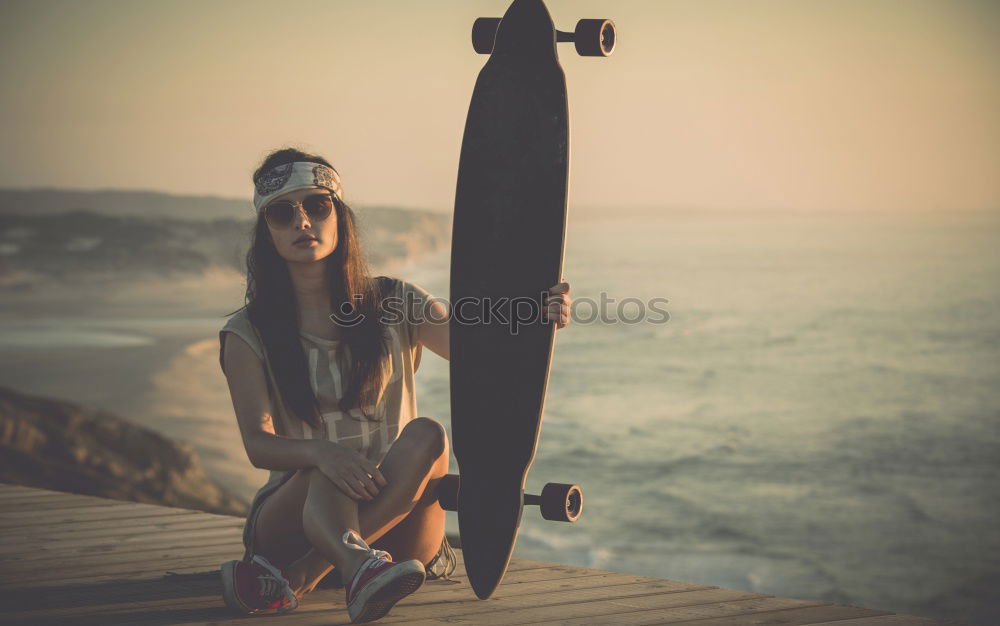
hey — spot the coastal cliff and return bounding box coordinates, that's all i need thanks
[0,384,249,516]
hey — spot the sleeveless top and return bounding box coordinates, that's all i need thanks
[218,276,435,557]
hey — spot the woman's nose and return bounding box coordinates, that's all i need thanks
[292,206,311,229]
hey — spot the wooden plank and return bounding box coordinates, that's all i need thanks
[3,548,529,590]
[366,588,765,626]
[1,559,595,622]
[0,488,142,509]
[0,524,244,558]
[25,570,696,624]
[2,573,231,624]
[369,579,733,625]
[3,567,646,622]
[0,512,241,542]
[7,559,435,623]
[514,596,832,626]
[523,602,890,625]
[0,544,247,585]
[192,585,724,626]
[2,500,171,518]
[0,504,213,528]
[806,616,959,625]
[39,553,556,590]
[0,490,100,504]
[0,499,229,523]
[4,510,240,533]
[0,494,153,511]
[2,537,245,573]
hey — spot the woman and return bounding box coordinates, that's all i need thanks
[217,148,572,623]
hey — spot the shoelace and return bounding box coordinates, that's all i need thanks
[252,555,299,613]
[349,549,393,596]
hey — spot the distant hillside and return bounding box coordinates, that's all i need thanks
[0,188,253,221]
[0,189,450,287]
[0,384,248,516]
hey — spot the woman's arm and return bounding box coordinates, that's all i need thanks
[414,280,572,361]
[222,334,386,500]
[416,296,451,361]
[222,332,323,470]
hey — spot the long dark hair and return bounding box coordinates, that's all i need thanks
[228,147,390,427]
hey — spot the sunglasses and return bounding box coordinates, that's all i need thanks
[263,193,335,229]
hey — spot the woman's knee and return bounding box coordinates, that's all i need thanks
[400,417,448,459]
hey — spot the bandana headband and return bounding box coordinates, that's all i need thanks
[253,161,344,213]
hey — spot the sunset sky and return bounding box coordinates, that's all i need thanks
[0,0,997,212]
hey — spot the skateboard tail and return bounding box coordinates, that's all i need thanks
[456,473,525,599]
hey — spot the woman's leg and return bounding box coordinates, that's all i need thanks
[251,417,449,595]
[289,419,449,594]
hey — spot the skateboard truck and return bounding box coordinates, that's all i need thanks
[437,473,584,523]
[472,17,616,57]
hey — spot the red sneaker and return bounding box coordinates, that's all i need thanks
[344,535,425,623]
[221,554,299,615]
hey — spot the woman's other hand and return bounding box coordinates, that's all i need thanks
[543,279,572,329]
[309,440,388,501]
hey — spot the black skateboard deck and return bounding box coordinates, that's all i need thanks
[448,0,614,600]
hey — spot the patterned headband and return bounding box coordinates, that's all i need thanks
[253,161,344,212]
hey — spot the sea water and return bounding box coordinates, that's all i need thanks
[410,208,1000,624]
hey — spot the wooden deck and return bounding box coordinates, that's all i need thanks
[0,483,960,625]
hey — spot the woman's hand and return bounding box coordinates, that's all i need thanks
[309,440,388,501]
[543,279,572,329]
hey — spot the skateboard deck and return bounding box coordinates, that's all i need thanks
[449,0,570,601]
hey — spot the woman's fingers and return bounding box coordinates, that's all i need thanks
[354,472,379,499]
[335,478,365,501]
[360,458,389,488]
[543,281,572,328]
[543,302,571,327]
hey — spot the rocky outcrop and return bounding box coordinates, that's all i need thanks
[0,384,248,516]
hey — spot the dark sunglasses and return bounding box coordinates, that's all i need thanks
[263,193,335,229]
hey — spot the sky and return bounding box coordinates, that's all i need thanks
[0,0,997,213]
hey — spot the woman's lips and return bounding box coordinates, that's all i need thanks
[294,237,318,247]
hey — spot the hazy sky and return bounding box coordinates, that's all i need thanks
[1,0,997,212]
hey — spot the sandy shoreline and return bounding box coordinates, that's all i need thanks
[0,266,270,499]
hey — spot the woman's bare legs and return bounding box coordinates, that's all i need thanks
[251,417,449,596]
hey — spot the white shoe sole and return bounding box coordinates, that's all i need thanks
[348,560,426,623]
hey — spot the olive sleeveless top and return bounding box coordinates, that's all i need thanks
[218,276,434,559]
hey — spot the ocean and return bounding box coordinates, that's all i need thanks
[1,208,996,624]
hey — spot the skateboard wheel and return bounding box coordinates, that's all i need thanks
[539,483,584,522]
[437,473,460,511]
[574,19,616,57]
[472,17,502,54]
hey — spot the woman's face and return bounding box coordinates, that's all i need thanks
[264,187,339,263]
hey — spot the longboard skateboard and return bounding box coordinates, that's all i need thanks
[443,0,616,600]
